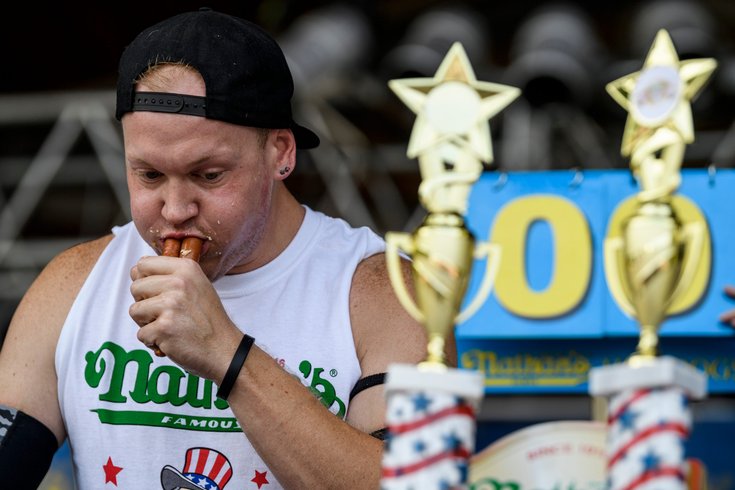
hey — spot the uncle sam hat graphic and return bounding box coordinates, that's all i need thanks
[161,447,233,490]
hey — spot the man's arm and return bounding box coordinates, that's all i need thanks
[0,236,111,445]
[229,253,429,488]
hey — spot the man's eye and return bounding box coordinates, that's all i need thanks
[142,170,162,180]
[202,172,224,181]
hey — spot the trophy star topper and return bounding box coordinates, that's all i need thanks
[606,29,717,157]
[389,42,520,162]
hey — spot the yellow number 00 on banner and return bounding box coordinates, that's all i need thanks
[486,194,710,319]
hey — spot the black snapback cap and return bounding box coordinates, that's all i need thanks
[116,8,319,149]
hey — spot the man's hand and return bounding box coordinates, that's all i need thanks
[129,255,241,382]
[718,285,735,328]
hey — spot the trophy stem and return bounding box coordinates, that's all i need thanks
[420,335,448,369]
[632,324,660,360]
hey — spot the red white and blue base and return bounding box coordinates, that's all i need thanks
[380,364,483,490]
[589,356,707,490]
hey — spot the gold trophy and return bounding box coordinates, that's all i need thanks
[590,30,715,489]
[380,43,518,489]
[384,43,518,368]
[603,29,716,361]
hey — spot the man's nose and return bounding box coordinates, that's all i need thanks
[161,183,199,224]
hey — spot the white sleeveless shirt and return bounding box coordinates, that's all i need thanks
[56,206,385,489]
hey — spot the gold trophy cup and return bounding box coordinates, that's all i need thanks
[384,42,519,368]
[603,29,715,361]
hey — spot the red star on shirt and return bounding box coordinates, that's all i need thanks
[103,456,123,485]
[251,469,269,488]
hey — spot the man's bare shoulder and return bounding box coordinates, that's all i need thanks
[54,235,113,273]
[34,235,113,297]
[15,235,113,325]
[350,253,428,368]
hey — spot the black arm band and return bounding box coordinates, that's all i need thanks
[0,405,58,488]
[217,334,255,401]
[349,372,386,401]
[370,427,389,440]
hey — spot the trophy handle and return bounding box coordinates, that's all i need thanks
[385,232,425,323]
[456,242,501,324]
[604,236,636,317]
[668,220,705,309]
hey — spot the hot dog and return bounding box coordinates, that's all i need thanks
[180,237,203,261]
[162,238,182,257]
[152,237,205,356]
[162,237,203,260]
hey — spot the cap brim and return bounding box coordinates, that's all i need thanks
[292,122,320,149]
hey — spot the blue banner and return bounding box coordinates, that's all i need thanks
[456,169,735,392]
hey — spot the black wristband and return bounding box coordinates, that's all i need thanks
[217,334,255,401]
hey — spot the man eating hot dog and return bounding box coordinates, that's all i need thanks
[0,9,439,489]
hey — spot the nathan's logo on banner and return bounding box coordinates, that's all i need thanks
[461,349,590,388]
[458,338,735,394]
[84,341,346,431]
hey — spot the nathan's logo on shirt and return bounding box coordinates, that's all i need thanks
[84,341,346,432]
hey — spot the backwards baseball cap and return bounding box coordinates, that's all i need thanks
[115,8,320,149]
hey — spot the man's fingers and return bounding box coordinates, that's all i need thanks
[134,255,195,278]
[720,309,735,325]
[130,273,184,303]
[129,297,157,328]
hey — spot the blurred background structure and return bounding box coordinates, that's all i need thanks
[2,0,734,340]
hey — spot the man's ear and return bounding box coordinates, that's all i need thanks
[270,129,297,180]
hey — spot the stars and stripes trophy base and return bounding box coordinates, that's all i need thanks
[380,364,484,490]
[589,356,707,490]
